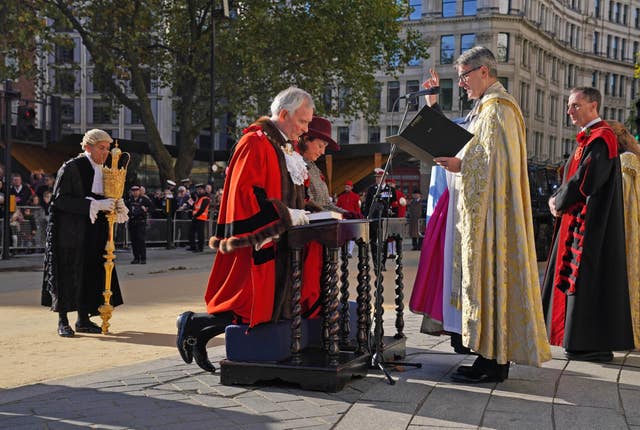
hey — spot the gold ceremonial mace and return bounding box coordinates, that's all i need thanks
[99,141,129,334]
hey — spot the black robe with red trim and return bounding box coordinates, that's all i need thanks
[205,118,321,327]
[541,121,634,351]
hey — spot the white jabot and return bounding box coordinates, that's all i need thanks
[84,151,104,196]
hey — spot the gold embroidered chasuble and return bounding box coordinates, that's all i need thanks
[458,83,551,366]
[621,152,640,349]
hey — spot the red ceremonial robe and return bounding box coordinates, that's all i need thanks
[206,118,321,327]
[542,120,634,351]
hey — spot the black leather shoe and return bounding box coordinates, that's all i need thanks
[75,321,102,333]
[58,324,75,337]
[131,259,140,264]
[192,340,216,373]
[565,350,613,362]
[140,260,146,264]
[176,311,195,364]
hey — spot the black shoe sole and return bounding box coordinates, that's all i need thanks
[176,311,195,364]
[565,351,613,362]
[450,372,506,383]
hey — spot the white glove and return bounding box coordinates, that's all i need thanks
[288,208,309,226]
[115,198,129,224]
[89,198,116,224]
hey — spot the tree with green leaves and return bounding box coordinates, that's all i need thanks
[2,0,428,183]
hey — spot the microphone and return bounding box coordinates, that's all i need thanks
[399,87,440,99]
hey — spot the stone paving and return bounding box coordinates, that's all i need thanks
[1,312,639,430]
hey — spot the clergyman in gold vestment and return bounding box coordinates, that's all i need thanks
[432,46,551,383]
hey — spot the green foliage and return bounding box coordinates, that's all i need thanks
[2,0,429,181]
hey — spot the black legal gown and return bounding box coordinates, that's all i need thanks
[541,135,633,352]
[42,154,123,315]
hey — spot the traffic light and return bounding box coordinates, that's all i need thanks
[17,105,36,138]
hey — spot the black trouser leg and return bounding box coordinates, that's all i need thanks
[194,220,205,251]
[188,311,235,342]
[58,312,69,326]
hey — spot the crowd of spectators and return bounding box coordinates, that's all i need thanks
[0,162,223,253]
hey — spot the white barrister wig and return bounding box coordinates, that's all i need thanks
[81,129,113,149]
[399,197,407,206]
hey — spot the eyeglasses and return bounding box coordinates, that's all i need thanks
[457,65,482,82]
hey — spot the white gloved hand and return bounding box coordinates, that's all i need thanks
[288,208,309,226]
[89,198,116,224]
[115,199,129,224]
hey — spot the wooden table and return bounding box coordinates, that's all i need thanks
[219,219,372,392]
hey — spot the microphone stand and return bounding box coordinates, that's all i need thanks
[367,95,422,385]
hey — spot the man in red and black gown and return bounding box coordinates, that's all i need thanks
[542,87,634,362]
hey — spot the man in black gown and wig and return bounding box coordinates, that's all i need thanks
[42,129,130,337]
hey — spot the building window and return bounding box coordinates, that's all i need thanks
[520,82,529,114]
[408,0,421,20]
[60,99,75,124]
[536,49,545,75]
[522,40,529,67]
[386,125,399,138]
[497,33,509,62]
[609,1,614,21]
[406,80,420,111]
[604,73,611,95]
[440,79,453,111]
[610,74,617,96]
[338,126,349,145]
[624,4,628,24]
[604,106,609,119]
[129,108,143,125]
[535,89,544,119]
[595,0,601,18]
[592,71,598,88]
[442,0,456,17]
[499,0,511,14]
[463,0,477,16]
[550,95,558,124]
[593,31,600,54]
[440,35,455,64]
[566,65,574,88]
[372,82,382,111]
[461,34,476,53]
[551,57,559,82]
[613,36,619,59]
[56,70,76,93]
[619,76,625,98]
[322,87,332,111]
[615,2,621,23]
[387,81,399,112]
[368,126,381,144]
[636,8,640,28]
[92,100,113,124]
[338,87,350,112]
[55,44,74,64]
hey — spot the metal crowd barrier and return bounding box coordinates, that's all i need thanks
[0,206,216,257]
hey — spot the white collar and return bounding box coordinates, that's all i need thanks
[581,117,602,132]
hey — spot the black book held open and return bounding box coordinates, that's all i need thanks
[386,105,474,162]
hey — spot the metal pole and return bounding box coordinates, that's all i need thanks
[3,81,18,259]
[209,0,216,185]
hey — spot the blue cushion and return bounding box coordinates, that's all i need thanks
[224,319,306,362]
[225,301,361,362]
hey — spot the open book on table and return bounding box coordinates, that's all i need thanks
[306,210,343,222]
